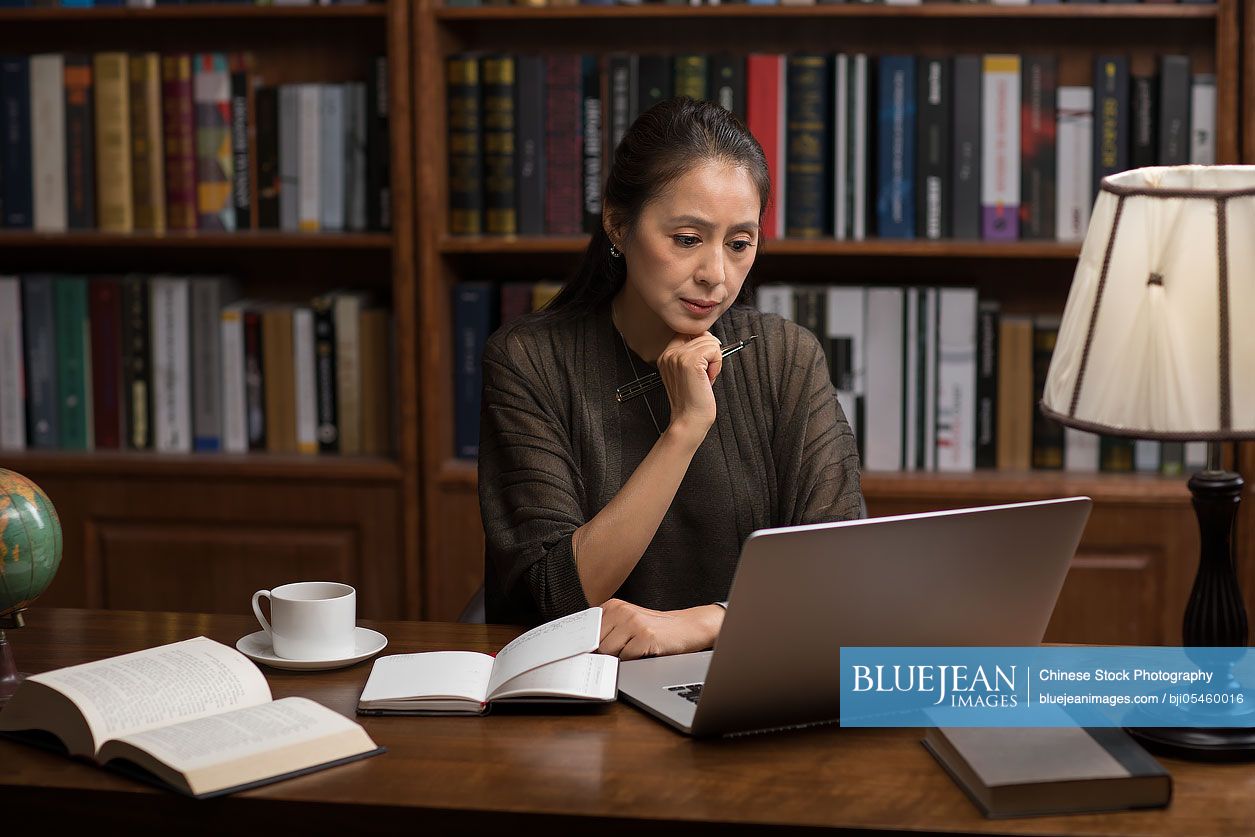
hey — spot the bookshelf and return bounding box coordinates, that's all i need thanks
[0,1,421,620]
[413,0,1254,640]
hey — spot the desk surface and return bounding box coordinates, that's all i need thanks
[2,608,1253,835]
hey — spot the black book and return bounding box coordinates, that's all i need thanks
[1092,55,1129,199]
[580,55,602,235]
[1,55,32,229]
[482,55,517,236]
[916,57,950,241]
[1131,73,1157,169]
[446,54,482,235]
[951,55,981,240]
[637,55,671,115]
[1031,317,1064,470]
[21,275,58,449]
[1157,55,1191,165]
[785,55,831,238]
[230,66,252,230]
[975,300,999,470]
[120,275,151,451]
[707,54,745,122]
[514,55,546,236]
[366,55,391,232]
[606,53,637,156]
[255,86,280,229]
[64,54,96,230]
[1019,55,1056,241]
[312,296,339,454]
[243,308,266,452]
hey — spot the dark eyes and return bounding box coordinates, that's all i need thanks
[673,235,755,253]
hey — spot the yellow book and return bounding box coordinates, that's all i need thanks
[130,53,166,234]
[93,53,133,233]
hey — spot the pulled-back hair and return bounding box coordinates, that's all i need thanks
[538,97,770,320]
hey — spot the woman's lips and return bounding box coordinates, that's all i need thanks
[681,298,718,315]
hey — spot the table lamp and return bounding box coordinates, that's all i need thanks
[1041,165,1255,759]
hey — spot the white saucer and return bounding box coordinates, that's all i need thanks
[236,627,388,671]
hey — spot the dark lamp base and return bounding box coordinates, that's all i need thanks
[1128,726,1255,762]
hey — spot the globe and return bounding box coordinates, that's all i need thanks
[0,468,63,627]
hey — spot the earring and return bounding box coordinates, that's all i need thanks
[609,243,622,259]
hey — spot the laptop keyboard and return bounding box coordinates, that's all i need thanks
[667,683,703,704]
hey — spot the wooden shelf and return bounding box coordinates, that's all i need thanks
[0,231,393,250]
[439,236,1082,259]
[0,451,404,482]
[0,5,388,22]
[435,4,1218,21]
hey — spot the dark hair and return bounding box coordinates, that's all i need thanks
[538,97,770,320]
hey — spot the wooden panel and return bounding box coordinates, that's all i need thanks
[426,481,485,622]
[91,522,357,616]
[1045,551,1159,645]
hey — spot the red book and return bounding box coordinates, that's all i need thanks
[162,53,197,232]
[88,278,123,450]
[544,54,582,236]
[746,54,785,241]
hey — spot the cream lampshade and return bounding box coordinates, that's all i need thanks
[1042,165,1255,761]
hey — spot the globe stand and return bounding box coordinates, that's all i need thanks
[0,629,27,706]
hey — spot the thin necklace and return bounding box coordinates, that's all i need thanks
[613,305,663,436]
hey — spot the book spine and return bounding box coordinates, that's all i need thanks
[255,86,280,229]
[88,278,123,450]
[1189,74,1216,165]
[851,54,868,241]
[863,287,904,471]
[93,54,132,232]
[981,54,1020,240]
[366,55,391,232]
[673,54,707,100]
[243,308,266,451]
[120,275,151,450]
[1,56,33,228]
[333,294,363,455]
[0,277,24,450]
[833,54,849,241]
[708,53,745,121]
[876,55,915,239]
[63,55,96,230]
[194,53,235,231]
[359,308,390,456]
[1157,56,1191,165]
[1099,436,1135,473]
[1031,317,1064,469]
[320,84,346,232]
[1056,87,1093,242]
[826,286,866,454]
[278,86,299,232]
[746,54,785,240]
[130,53,167,234]
[262,307,296,454]
[917,56,950,240]
[21,276,58,449]
[975,300,999,470]
[499,282,533,326]
[903,288,919,471]
[936,288,977,472]
[346,82,368,232]
[297,84,322,232]
[606,54,635,155]
[30,54,67,233]
[922,288,938,472]
[312,297,339,453]
[54,276,92,451]
[515,55,546,237]
[755,285,795,320]
[1064,428,1100,472]
[453,282,495,459]
[951,55,982,241]
[1093,55,1129,197]
[230,56,252,230]
[1135,439,1161,474]
[1130,73,1157,169]
[161,54,198,232]
[190,278,225,452]
[482,55,518,235]
[220,304,247,453]
[150,277,192,453]
[636,55,672,114]
[544,54,582,236]
[580,55,602,236]
[293,307,318,455]
[793,287,826,356]
[996,316,1033,471]
[786,55,832,238]
[1019,55,1056,241]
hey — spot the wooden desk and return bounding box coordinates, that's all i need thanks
[3,608,1253,835]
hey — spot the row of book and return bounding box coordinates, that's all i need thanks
[0,0,381,7]
[0,53,391,234]
[0,275,392,456]
[444,0,1216,6]
[756,284,1209,475]
[446,51,1215,242]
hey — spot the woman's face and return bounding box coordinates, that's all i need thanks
[616,158,761,337]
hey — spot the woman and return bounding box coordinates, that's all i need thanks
[478,97,862,659]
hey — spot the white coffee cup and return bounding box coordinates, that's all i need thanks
[251,581,357,660]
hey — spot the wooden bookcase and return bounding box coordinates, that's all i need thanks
[414,0,1255,642]
[0,2,421,619]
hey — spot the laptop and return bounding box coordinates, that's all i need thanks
[617,496,1092,737]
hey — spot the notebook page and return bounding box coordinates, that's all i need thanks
[359,651,494,704]
[489,653,618,701]
[486,607,602,698]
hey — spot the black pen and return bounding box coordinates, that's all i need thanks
[615,335,759,403]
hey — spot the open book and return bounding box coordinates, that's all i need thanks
[358,607,617,715]
[0,637,383,798]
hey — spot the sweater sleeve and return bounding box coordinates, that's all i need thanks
[478,327,591,624]
[771,321,864,525]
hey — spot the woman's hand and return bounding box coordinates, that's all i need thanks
[657,331,723,443]
[597,599,725,660]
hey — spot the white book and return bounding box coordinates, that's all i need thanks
[1056,87,1093,243]
[826,286,865,439]
[1135,440,1161,474]
[346,83,368,232]
[126,0,155,6]
[922,287,938,472]
[320,85,346,232]
[1185,441,1209,471]
[292,307,318,455]
[756,285,795,320]
[904,288,919,472]
[279,86,300,232]
[834,55,849,241]
[1189,75,1216,165]
[864,288,904,471]
[30,54,67,234]
[981,55,1020,241]
[0,277,25,451]
[852,55,869,242]
[297,84,322,232]
[358,608,617,716]
[150,277,192,453]
[1064,428,1100,473]
[936,288,978,473]
[219,301,248,454]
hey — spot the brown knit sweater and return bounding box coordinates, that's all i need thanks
[478,301,864,626]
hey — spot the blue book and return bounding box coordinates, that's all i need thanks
[876,55,916,239]
[1,56,33,229]
[59,0,95,6]
[453,282,497,460]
